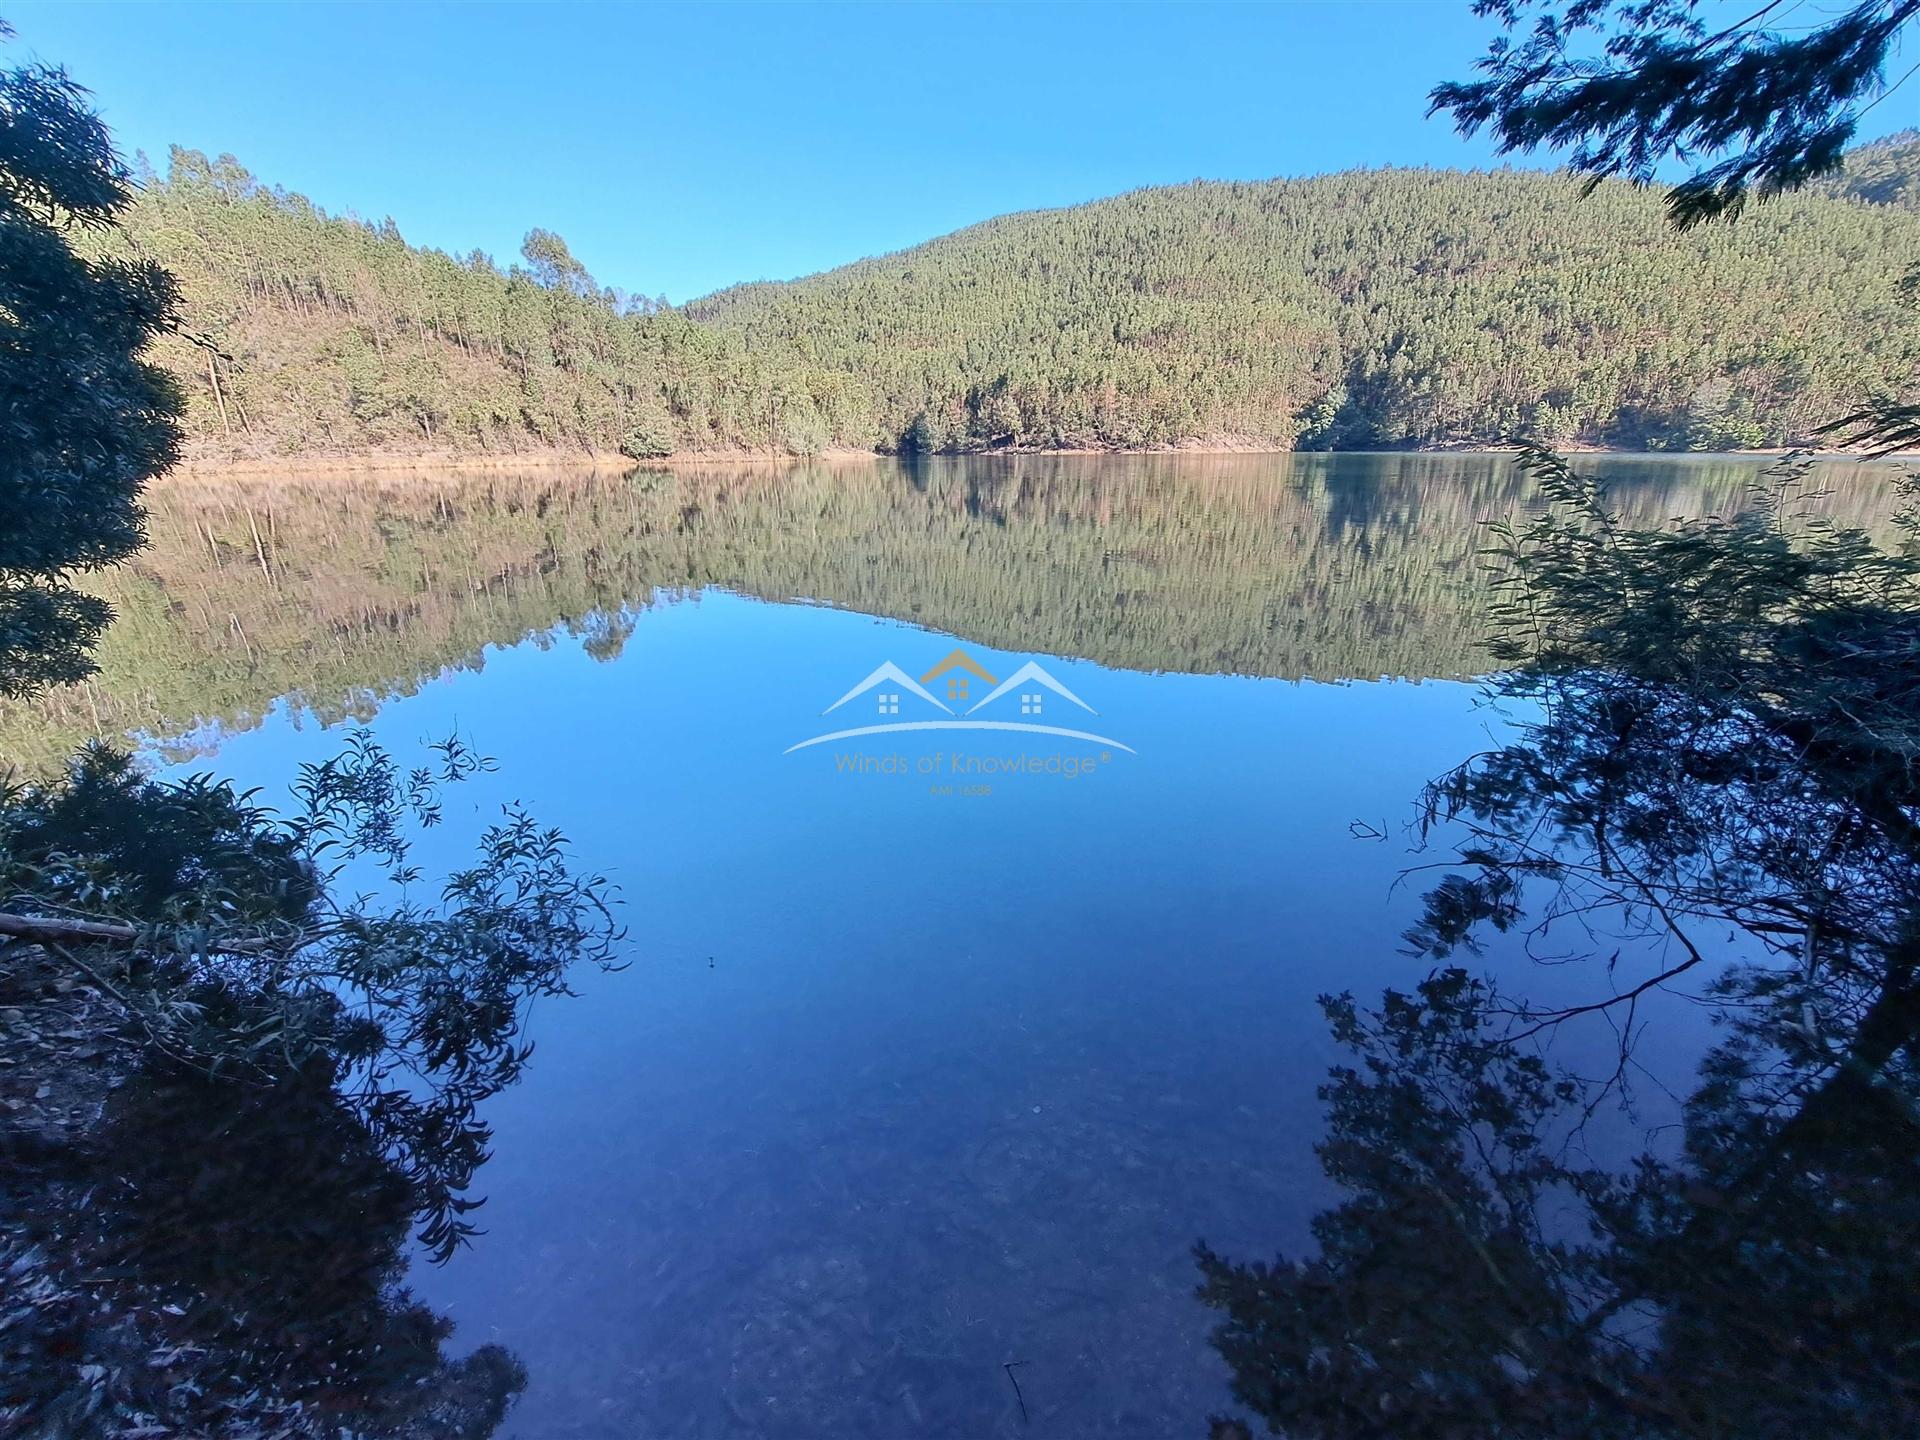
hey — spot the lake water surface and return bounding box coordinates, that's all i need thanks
[6,452,1903,1437]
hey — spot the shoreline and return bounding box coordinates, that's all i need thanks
[162,439,1910,483]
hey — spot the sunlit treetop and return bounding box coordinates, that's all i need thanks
[0,22,131,226]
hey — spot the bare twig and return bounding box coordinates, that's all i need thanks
[1003,1360,1029,1424]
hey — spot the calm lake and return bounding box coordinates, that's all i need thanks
[5,451,1903,1438]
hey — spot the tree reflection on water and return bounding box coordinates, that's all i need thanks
[1200,453,1920,1438]
[1,735,619,1435]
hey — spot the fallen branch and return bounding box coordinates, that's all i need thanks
[0,911,287,956]
[0,911,138,945]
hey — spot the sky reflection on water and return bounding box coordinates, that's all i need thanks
[105,452,1902,1436]
[166,594,1684,1438]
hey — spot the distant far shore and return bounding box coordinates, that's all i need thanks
[162,438,1908,481]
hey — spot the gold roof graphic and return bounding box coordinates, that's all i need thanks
[919,648,998,687]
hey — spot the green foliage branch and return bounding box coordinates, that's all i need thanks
[0,25,181,693]
[0,731,624,1261]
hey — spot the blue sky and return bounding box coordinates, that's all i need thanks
[7,2,1913,303]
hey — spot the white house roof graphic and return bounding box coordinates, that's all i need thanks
[821,660,952,715]
[786,649,1133,755]
[965,660,1097,715]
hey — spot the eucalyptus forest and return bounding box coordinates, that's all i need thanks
[126,135,1920,463]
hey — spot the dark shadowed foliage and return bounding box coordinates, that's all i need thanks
[1431,0,1919,228]
[3,1051,527,1436]
[1197,963,1920,1439]
[0,734,622,1433]
[2,732,622,1257]
[1196,448,1920,1436]
[0,23,181,695]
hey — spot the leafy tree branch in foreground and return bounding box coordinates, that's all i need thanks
[1432,0,1919,227]
[0,26,180,693]
[1198,446,1920,1437]
[0,734,623,1434]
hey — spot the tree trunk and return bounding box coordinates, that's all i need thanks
[206,353,232,436]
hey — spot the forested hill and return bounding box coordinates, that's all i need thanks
[113,150,865,464]
[1809,129,1920,209]
[689,161,1920,453]
[125,142,1920,463]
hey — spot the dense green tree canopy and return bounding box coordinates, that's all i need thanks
[693,158,1920,453]
[1812,126,1920,208]
[1434,5,1920,454]
[0,31,179,695]
[102,148,863,463]
[110,139,1920,464]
